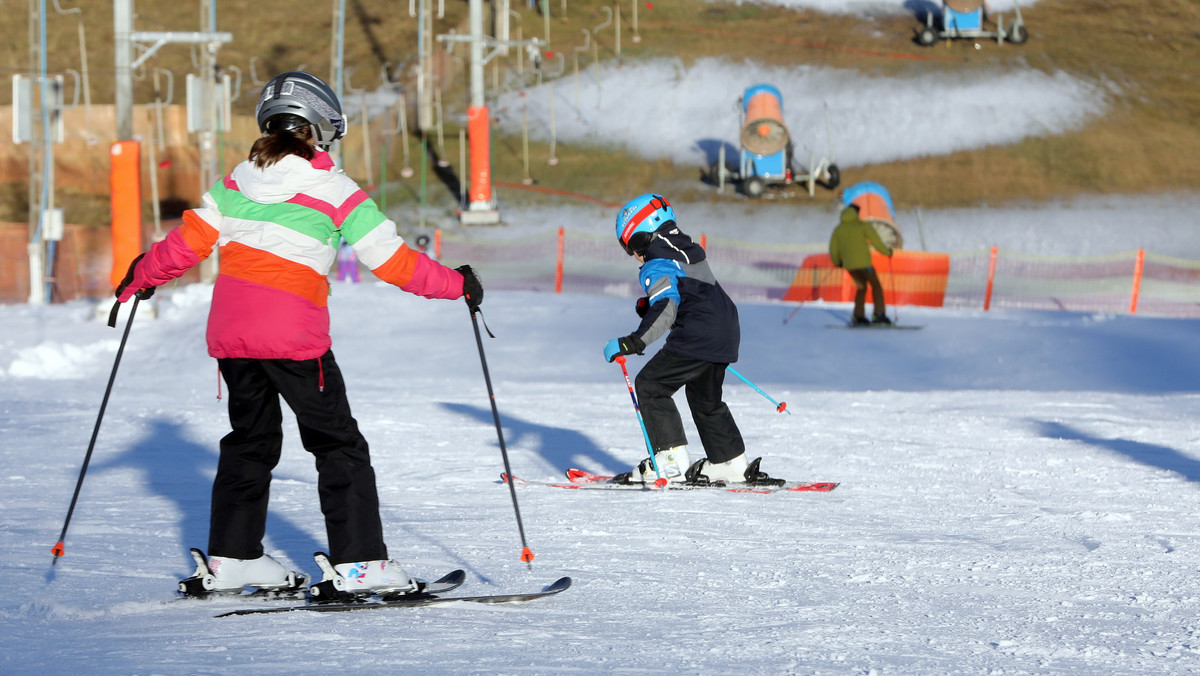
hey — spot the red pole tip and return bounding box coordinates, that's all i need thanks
[520,547,535,563]
[51,542,64,557]
[777,402,787,413]
[653,478,668,489]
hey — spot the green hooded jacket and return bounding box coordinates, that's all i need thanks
[829,206,892,270]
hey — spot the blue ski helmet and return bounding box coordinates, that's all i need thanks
[615,193,675,256]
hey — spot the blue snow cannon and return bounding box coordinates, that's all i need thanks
[711,84,839,199]
[917,1,1028,47]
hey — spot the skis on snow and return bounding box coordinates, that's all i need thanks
[503,470,838,494]
[213,574,571,617]
[177,549,570,617]
[827,323,923,330]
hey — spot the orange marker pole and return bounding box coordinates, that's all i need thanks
[1130,248,1145,314]
[555,227,565,294]
[983,245,998,311]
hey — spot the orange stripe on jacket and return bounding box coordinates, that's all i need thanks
[372,243,421,287]
[179,210,219,260]
[219,241,330,307]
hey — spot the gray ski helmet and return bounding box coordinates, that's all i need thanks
[255,71,345,149]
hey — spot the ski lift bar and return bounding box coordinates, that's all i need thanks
[129,31,232,70]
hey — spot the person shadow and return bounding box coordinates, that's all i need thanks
[440,402,628,477]
[1035,420,1200,484]
[88,418,324,579]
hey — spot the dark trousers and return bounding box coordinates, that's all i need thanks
[634,350,745,464]
[211,352,387,565]
[848,267,886,319]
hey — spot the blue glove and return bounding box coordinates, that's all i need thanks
[603,339,622,363]
[603,334,646,363]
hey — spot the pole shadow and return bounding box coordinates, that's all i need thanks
[89,418,325,577]
[1035,420,1200,484]
[440,402,627,476]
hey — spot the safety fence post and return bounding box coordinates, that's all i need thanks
[1130,248,1145,314]
[555,227,564,294]
[983,245,998,311]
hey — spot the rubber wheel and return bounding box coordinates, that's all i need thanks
[917,27,936,46]
[822,164,841,190]
[1007,24,1028,44]
[744,176,766,198]
[708,160,724,185]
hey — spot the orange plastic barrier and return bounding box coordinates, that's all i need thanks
[467,106,492,205]
[109,141,142,289]
[782,250,950,307]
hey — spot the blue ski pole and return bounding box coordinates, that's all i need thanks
[615,356,667,489]
[726,366,792,415]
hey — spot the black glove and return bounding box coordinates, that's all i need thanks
[635,297,649,318]
[456,265,483,311]
[114,253,156,302]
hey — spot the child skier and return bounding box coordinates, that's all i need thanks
[603,194,781,486]
[114,71,484,598]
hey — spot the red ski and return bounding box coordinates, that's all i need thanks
[502,470,838,494]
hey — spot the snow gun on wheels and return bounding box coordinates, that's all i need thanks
[710,84,838,199]
[916,1,1028,47]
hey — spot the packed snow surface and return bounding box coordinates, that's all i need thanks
[4,1,1197,673]
[3,272,1200,674]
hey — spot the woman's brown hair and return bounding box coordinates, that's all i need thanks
[249,114,315,168]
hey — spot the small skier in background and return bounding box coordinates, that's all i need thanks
[336,238,360,283]
[829,203,893,326]
[115,71,484,598]
[603,193,782,487]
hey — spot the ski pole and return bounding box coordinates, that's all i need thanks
[614,355,667,489]
[466,306,535,569]
[52,297,142,565]
[886,254,898,325]
[726,366,792,415]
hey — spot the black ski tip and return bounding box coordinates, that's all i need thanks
[545,576,572,593]
[434,569,466,586]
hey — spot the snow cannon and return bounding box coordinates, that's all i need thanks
[709,84,838,199]
[842,181,903,250]
[740,84,789,158]
[917,0,1028,46]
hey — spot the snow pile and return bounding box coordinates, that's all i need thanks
[493,59,1107,169]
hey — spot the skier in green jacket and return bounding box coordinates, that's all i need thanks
[829,204,893,326]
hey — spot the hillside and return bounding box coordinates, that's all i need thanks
[2,0,1199,225]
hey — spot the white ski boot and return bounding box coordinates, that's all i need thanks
[309,552,419,600]
[685,454,786,487]
[618,446,690,485]
[178,548,307,596]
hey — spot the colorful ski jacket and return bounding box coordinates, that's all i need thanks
[829,206,892,271]
[130,150,464,360]
[632,225,740,364]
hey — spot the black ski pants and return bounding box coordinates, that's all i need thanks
[634,350,745,464]
[210,352,387,565]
